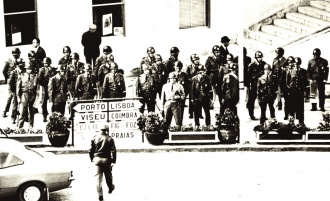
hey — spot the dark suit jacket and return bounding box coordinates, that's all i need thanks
[219,45,229,65]
[35,46,46,62]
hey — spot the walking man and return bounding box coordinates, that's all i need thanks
[48,65,68,115]
[89,122,116,201]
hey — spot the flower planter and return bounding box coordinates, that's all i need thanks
[305,131,330,142]
[168,131,219,143]
[0,133,46,145]
[218,129,238,144]
[256,131,305,143]
[48,132,70,147]
[145,131,166,145]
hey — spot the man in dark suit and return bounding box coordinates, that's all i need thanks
[219,36,230,65]
[32,38,46,64]
[285,57,308,123]
[81,24,102,66]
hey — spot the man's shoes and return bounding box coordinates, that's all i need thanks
[320,108,326,112]
[189,115,193,119]
[199,115,204,119]
[250,116,256,120]
[2,112,7,118]
[98,195,104,201]
[43,117,47,122]
[108,185,115,194]
[284,116,288,120]
[12,119,16,124]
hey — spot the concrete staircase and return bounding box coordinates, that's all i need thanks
[245,0,330,53]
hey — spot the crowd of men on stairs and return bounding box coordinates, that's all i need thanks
[244,47,329,126]
[1,34,240,130]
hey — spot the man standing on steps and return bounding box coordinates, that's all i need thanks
[81,24,102,66]
[307,48,329,111]
[89,122,116,201]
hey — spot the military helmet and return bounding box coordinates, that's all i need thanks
[275,47,285,57]
[287,56,295,63]
[147,46,155,54]
[109,61,118,70]
[155,54,162,62]
[170,46,180,54]
[190,53,200,62]
[28,50,36,58]
[100,122,109,131]
[12,47,21,55]
[103,45,112,53]
[71,52,79,60]
[212,45,220,53]
[43,57,52,64]
[295,57,302,65]
[168,72,178,79]
[264,64,271,70]
[84,64,93,71]
[313,48,321,56]
[57,65,67,71]
[255,51,263,58]
[63,46,71,53]
[24,62,33,69]
[16,58,25,68]
[226,53,234,61]
[174,61,183,68]
[109,54,115,61]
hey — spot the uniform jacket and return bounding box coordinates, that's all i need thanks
[185,63,205,80]
[152,62,168,85]
[161,82,185,108]
[8,68,23,93]
[29,60,43,75]
[89,134,116,163]
[257,74,278,103]
[307,57,329,81]
[140,56,156,69]
[219,45,229,65]
[81,31,102,58]
[3,57,18,82]
[205,55,221,75]
[16,73,38,98]
[102,72,126,98]
[221,74,239,104]
[272,57,287,79]
[48,74,68,103]
[94,54,111,80]
[246,60,266,89]
[75,73,97,99]
[137,73,156,99]
[190,73,212,102]
[283,67,308,96]
[164,56,181,74]
[58,56,72,66]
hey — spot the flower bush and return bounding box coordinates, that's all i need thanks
[137,112,167,133]
[215,108,239,130]
[46,112,71,138]
[311,112,330,131]
[168,124,216,132]
[253,117,310,135]
[0,127,43,135]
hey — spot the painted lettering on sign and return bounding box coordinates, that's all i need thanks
[110,131,135,138]
[108,100,142,111]
[76,112,107,122]
[109,111,139,120]
[73,103,107,112]
[108,121,138,129]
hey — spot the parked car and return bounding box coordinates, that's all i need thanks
[0,138,74,201]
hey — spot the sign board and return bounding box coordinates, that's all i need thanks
[72,99,142,148]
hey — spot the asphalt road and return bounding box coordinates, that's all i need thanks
[5,151,330,201]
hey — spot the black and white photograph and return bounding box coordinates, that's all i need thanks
[1,0,330,201]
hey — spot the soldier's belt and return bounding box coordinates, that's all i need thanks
[22,90,35,93]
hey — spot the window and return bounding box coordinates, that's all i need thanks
[3,0,37,47]
[179,0,210,29]
[92,0,124,36]
[0,152,24,169]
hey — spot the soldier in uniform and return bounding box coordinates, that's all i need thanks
[221,72,239,115]
[58,46,72,67]
[75,64,97,100]
[246,51,266,120]
[205,45,221,88]
[3,48,22,117]
[153,54,168,99]
[16,64,39,129]
[38,57,54,122]
[285,57,308,123]
[164,46,182,74]
[66,53,84,100]
[219,36,230,65]
[186,54,206,119]
[95,46,113,96]
[170,61,189,120]
[102,62,126,99]
[8,58,25,124]
[190,68,213,126]
[243,47,252,107]
[257,64,278,124]
[280,56,295,120]
[28,50,42,74]
[48,65,68,115]
[140,46,157,73]
[97,62,110,98]
[137,63,157,114]
[160,73,185,128]
[307,48,329,111]
[272,47,287,110]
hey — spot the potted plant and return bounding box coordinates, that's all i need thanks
[305,112,330,142]
[46,112,71,147]
[215,108,239,143]
[137,112,167,145]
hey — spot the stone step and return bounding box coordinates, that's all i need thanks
[248,31,285,46]
[298,6,330,22]
[286,12,329,27]
[261,25,300,38]
[273,19,312,33]
[310,1,330,12]
[244,38,273,53]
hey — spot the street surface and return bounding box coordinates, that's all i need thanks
[4,151,330,201]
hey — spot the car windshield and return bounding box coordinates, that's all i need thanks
[24,146,44,158]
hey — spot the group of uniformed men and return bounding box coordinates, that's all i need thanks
[2,38,126,129]
[244,47,329,125]
[137,36,239,128]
